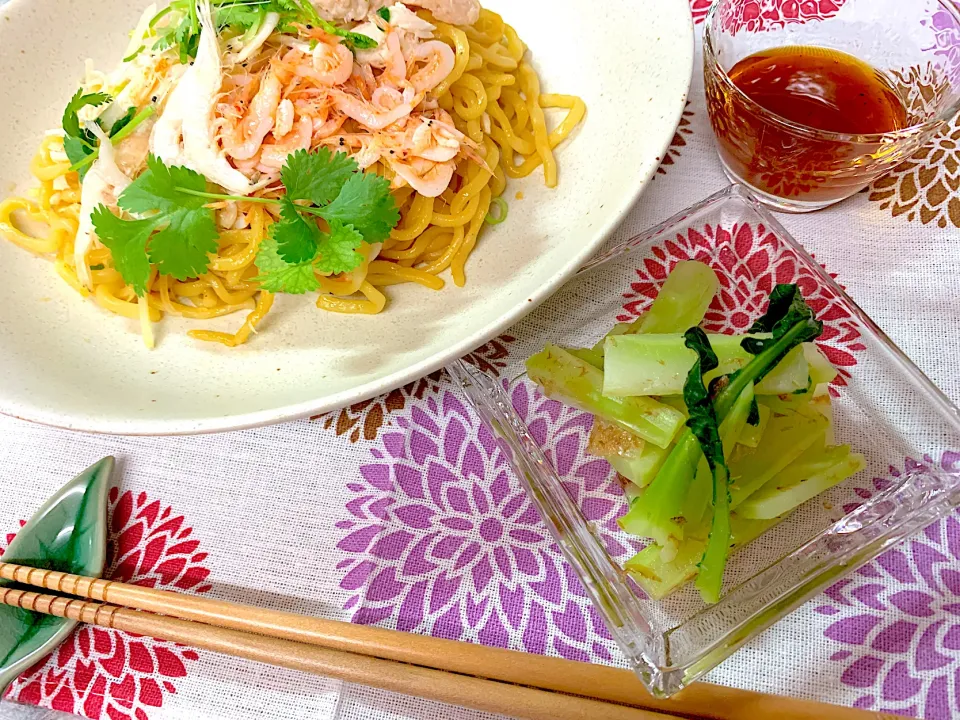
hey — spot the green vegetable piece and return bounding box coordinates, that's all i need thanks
[680,328,733,604]
[626,260,720,334]
[98,155,219,284]
[274,196,323,263]
[0,458,113,693]
[377,5,391,20]
[805,343,839,386]
[315,220,365,274]
[253,234,321,294]
[728,411,829,508]
[526,345,685,449]
[754,344,809,395]
[603,333,765,397]
[564,346,605,370]
[684,382,755,533]
[62,89,110,141]
[90,207,155,295]
[282,147,358,206]
[608,443,671,489]
[320,171,401,244]
[625,514,778,600]
[737,403,771,448]
[739,445,866,520]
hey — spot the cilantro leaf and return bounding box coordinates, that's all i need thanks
[320,172,399,244]
[119,155,211,216]
[63,137,94,180]
[377,6,391,20]
[282,148,358,206]
[253,234,321,294]
[62,89,111,141]
[315,220,365,274]
[275,197,322,263]
[93,155,220,288]
[148,206,220,280]
[91,206,156,295]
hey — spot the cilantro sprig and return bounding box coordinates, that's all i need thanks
[151,0,375,63]
[62,89,155,179]
[90,149,400,297]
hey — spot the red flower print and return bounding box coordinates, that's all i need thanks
[616,222,866,389]
[2,488,211,720]
[719,0,847,34]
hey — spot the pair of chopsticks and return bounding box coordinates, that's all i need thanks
[0,562,894,720]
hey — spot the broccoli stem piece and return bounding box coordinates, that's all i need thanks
[608,443,672,489]
[625,514,778,599]
[736,403,771,448]
[603,335,812,397]
[728,411,828,508]
[626,260,720,334]
[739,445,866,520]
[526,345,686,449]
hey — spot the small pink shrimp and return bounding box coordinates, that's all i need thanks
[310,42,354,86]
[331,85,422,130]
[382,31,407,87]
[274,99,296,138]
[390,157,456,197]
[314,113,347,141]
[409,41,456,94]
[259,116,313,169]
[223,69,282,160]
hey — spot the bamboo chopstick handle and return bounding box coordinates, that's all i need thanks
[0,587,677,720]
[0,562,894,720]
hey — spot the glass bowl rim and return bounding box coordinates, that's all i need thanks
[702,0,960,145]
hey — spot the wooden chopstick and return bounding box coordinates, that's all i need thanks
[0,583,674,720]
[0,562,892,720]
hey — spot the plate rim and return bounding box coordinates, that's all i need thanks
[0,0,695,436]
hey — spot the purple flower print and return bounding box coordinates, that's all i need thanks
[335,383,635,663]
[819,452,960,718]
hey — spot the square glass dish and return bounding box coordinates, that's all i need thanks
[449,184,960,697]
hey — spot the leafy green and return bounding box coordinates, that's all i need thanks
[92,156,218,293]
[283,148,358,206]
[320,171,400,244]
[150,0,375,62]
[61,90,112,179]
[377,5,391,20]
[62,89,111,140]
[316,220,365,273]
[90,207,155,295]
[253,234,321,294]
[274,197,322,263]
[681,328,732,604]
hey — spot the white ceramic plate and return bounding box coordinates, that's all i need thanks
[0,0,693,435]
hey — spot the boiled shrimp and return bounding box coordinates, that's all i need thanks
[409,40,456,94]
[223,69,282,161]
[390,157,456,197]
[260,116,314,169]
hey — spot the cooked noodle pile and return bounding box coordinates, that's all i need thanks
[0,1,584,347]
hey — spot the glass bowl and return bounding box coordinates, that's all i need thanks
[449,184,960,697]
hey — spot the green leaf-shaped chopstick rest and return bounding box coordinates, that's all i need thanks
[0,457,114,693]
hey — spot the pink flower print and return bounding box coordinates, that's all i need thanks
[819,452,960,718]
[336,385,634,663]
[617,222,865,392]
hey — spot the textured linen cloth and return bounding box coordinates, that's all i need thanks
[3,0,960,719]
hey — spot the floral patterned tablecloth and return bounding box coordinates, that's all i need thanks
[3,0,960,719]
